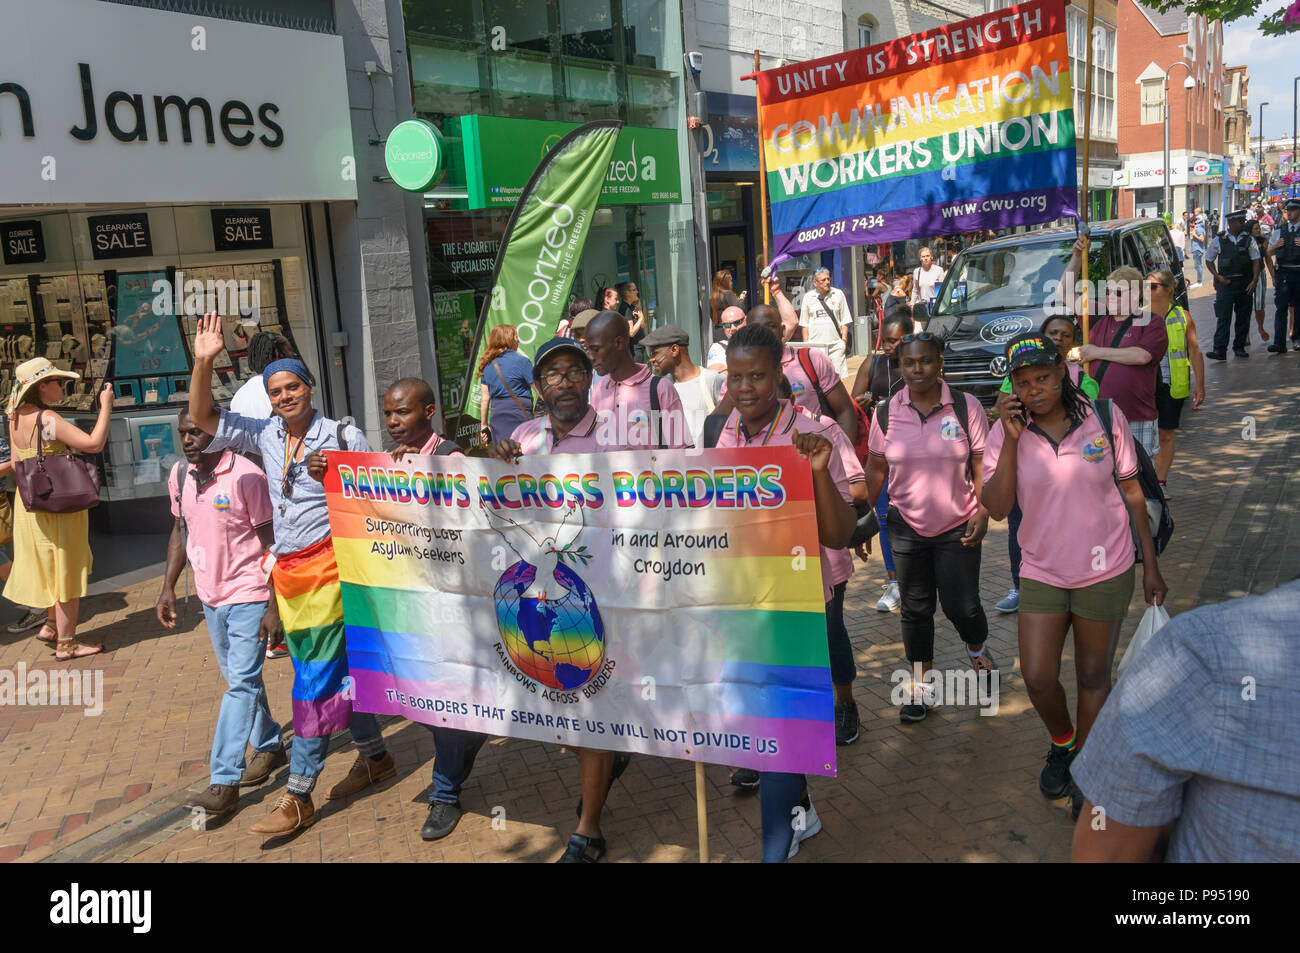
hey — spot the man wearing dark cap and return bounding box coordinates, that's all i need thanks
[487,337,638,863]
[1204,209,1262,359]
[644,325,723,446]
[1266,198,1300,352]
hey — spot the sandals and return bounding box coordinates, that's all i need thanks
[575,752,632,818]
[55,638,103,661]
[556,832,606,863]
[34,625,57,644]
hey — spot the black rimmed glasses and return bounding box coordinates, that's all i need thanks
[540,366,590,388]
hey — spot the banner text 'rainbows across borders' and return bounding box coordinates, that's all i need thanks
[755,0,1076,259]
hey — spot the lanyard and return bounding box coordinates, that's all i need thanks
[737,403,784,446]
[281,429,308,485]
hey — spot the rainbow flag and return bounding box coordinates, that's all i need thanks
[323,447,837,777]
[272,537,354,738]
[755,0,1076,261]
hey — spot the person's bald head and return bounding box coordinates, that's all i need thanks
[583,310,632,376]
[746,304,782,336]
[720,305,746,338]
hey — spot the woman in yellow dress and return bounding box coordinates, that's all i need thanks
[5,358,113,660]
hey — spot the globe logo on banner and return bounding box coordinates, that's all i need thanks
[494,561,606,691]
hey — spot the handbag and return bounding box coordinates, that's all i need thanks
[14,411,101,513]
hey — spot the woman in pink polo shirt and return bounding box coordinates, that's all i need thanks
[865,333,994,723]
[983,332,1167,819]
[715,324,857,862]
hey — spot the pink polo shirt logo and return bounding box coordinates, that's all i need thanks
[213,494,232,511]
[939,416,961,440]
[1082,436,1107,463]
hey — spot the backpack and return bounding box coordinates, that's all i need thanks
[1093,399,1173,561]
[795,347,871,460]
[874,386,975,481]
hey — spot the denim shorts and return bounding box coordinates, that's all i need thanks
[1019,566,1135,622]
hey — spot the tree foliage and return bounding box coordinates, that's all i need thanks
[1141,0,1300,36]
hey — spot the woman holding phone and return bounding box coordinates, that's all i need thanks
[983,332,1167,819]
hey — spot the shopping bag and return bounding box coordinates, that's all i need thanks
[1117,603,1171,679]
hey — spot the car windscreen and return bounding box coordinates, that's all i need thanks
[928,238,1111,339]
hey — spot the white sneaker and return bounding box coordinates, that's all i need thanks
[1190,282,1202,289]
[876,581,901,612]
[788,799,822,859]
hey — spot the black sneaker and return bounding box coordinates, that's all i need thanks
[1268,344,1286,353]
[420,801,463,841]
[1205,350,1227,361]
[1069,783,1085,821]
[729,768,760,789]
[834,699,860,746]
[899,693,934,723]
[1039,744,1076,798]
[1233,348,1249,358]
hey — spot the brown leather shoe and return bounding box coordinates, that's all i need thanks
[249,793,315,835]
[240,747,288,787]
[325,752,396,801]
[186,783,239,822]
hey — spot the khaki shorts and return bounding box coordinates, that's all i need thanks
[1020,566,1136,622]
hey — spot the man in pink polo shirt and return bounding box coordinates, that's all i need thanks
[490,337,640,862]
[583,310,691,450]
[156,410,284,822]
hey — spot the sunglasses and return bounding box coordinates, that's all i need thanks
[1147,281,1169,290]
[723,319,745,328]
[1107,289,1128,299]
[900,332,939,344]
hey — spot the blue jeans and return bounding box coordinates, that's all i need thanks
[202,601,282,787]
[289,710,384,792]
[1191,247,1204,283]
[425,725,488,804]
[875,476,895,574]
[1007,502,1023,588]
[759,772,807,862]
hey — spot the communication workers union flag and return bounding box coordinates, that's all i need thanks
[458,120,621,423]
[755,0,1076,262]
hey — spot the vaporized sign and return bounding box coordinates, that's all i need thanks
[755,0,1077,261]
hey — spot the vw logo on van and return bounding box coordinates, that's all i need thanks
[979,315,1034,345]
[989,356,1008,377]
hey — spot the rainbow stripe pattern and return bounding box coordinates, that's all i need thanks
[271,537,354,738]
[755,0,1076,260]
[323,447,838,777]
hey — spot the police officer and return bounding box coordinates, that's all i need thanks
[1266,198,1300,353]
[1204,209,1262,360]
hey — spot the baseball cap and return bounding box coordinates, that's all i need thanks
[1004,332,1060,373]
[641,324,690,349]
[531,337,592,379]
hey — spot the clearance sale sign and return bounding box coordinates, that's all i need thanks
[754,0,1078,260]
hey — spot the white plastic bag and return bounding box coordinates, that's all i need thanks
[1117,603,1171,679]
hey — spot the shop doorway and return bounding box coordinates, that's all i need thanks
[710,225,754,307]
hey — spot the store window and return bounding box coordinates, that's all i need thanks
[1067,10,1116,140]
[0,205,322,501]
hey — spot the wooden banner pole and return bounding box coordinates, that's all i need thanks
[695,761,710,863]
[744,51,772,304]
[1080,0,1097,355]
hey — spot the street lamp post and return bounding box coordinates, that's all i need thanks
[1292,76,1298,198]
[1259,101,1268,199]
[1164,62,1195,218]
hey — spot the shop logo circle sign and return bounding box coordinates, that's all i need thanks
[1193,159,1210,176]
[385,119,445,192]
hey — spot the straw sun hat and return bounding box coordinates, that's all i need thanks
[6,357,80,416]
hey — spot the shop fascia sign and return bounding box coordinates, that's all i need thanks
[384,119,446,192]
[0,0,355,203]
[460,115,682,210]
[1115,157,1221,188]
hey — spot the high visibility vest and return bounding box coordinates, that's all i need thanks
[1165,305,1191,399]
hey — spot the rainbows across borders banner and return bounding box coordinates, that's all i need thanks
[756,0,1077,260]
[323,447,837,777]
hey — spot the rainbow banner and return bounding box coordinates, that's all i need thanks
[755,0,1076,261]
[323,447,837,776]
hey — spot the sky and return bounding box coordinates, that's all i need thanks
[1221,4,1300,142]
